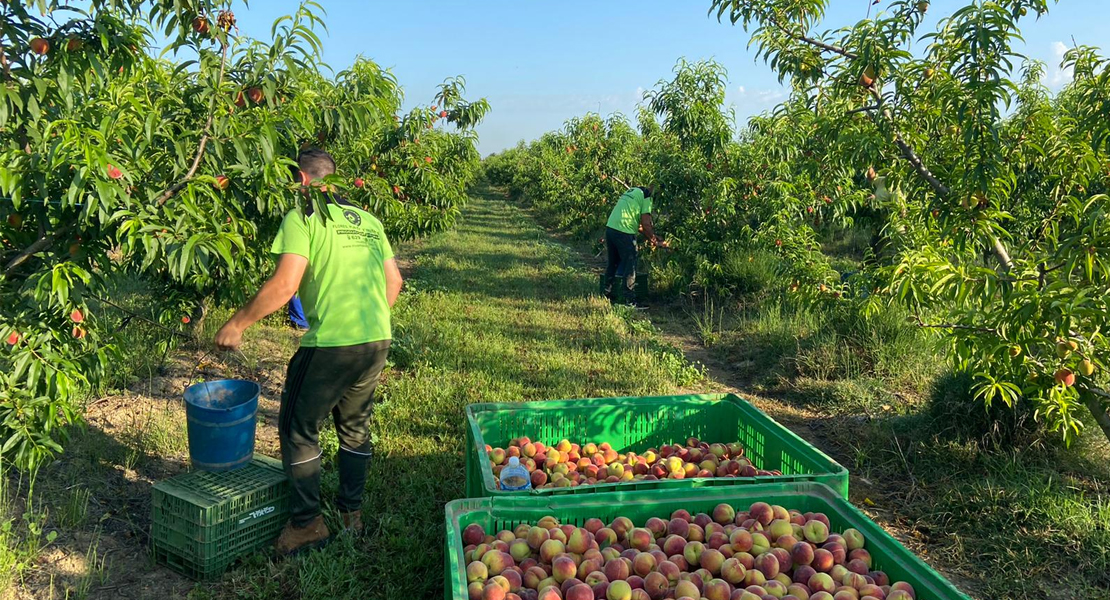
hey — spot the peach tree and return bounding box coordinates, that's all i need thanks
[0,0,487,468]
[710,0,1110,444]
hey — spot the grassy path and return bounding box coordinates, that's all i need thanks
[199,186,706,599]
[11,187,1108,600]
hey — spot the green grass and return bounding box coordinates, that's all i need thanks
[7,184,1108,600]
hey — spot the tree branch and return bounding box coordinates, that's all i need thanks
[767,13,858,60]
[864,87,1014,272]
[910,315,998,335]
[92,294,191,339]
[3,229,64,277]
[847,104,881,115]
[155,43,230,206]
[1078,388,1110,446]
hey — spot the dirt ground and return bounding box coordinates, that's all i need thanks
[12,333,297,600]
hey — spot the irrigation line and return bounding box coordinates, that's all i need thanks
[91,294,191,340]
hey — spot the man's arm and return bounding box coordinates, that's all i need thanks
[384,258,403,307]
[215,254,308,350]
[640,213,661,246]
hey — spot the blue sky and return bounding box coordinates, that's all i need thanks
[232,1,1106,156]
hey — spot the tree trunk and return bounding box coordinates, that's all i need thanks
[1081,390,1110,448]
[188,297,210,339]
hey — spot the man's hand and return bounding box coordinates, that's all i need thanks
[214,321,244,351]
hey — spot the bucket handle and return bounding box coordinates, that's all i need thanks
[186,348,261,398]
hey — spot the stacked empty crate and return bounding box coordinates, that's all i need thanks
[151,455,290,580]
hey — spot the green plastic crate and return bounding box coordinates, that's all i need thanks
[151,455,290,580]
[444,483,971,600]
[465,393,849,498]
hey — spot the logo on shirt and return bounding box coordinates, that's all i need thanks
[342,209,362,227]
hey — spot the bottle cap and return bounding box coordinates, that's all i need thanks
[508,456,520,466]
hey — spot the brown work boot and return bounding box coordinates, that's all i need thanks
[274,515,330,556]
[340,511,363,535]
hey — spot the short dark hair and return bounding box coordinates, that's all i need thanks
[297,148,336,179]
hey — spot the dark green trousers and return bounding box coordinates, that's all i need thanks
[279,340,390,526]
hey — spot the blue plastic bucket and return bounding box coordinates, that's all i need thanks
[183,379,260,472]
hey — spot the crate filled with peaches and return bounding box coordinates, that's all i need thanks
[445,483,970,600]
[465,395,849,498]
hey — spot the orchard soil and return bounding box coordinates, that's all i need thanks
[7,185,1107,600]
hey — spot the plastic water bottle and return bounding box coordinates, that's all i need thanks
[499,456,532,491]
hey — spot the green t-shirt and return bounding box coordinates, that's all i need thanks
[271,202,394,347]
[606,188,653,235]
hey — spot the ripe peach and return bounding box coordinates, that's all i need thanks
[540,539,565,564]
[585,569,608,586]
[697,547,723,575]
[769,547,792,573]
[465,524,488,546]
[729,529,753,552]
[787,583,812,599]
[524,566,547,588]
[707,532,729,550]
[553,556,578,583]
[610,517,633,539]
[566,582,594,600]
[776,534,799,552]
[626,528,651,552]
[604,557,631,582]
[537,586,562,600]
[791,541,815,566]
[768,519,793,542]
[748,502,774,525]
[812,548,834,572]
[868,571,889,587]
[743,568,766,587]
[568,528,592,554]
[825,541,847,565]
[755,552,779,579]
[720,556,746,584]
[803,520,829,544]
[842,528,865,551]
[510,540,532,562]
[842,572,867,590]
[857,584,883,598]
[809,572,836,594]
[594,528,616,548]
[750,532,771,556]
[607,579,632,600]
[483,582,507,600]
[485,552,515,576]
[889,582,915,598]
[683,541,705,567]
[631,552,656,577]
[712,504,736,525]
[674,580,700,599]
[702,578,730,600]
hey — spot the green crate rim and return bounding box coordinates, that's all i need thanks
[443,482,972,600]
[466,393,849,497]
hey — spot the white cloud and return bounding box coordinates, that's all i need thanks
[1048,41,1074,87]
[733,85,787,106]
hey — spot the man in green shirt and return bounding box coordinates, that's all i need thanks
[215,148,403,555]
[602,186,665,306]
